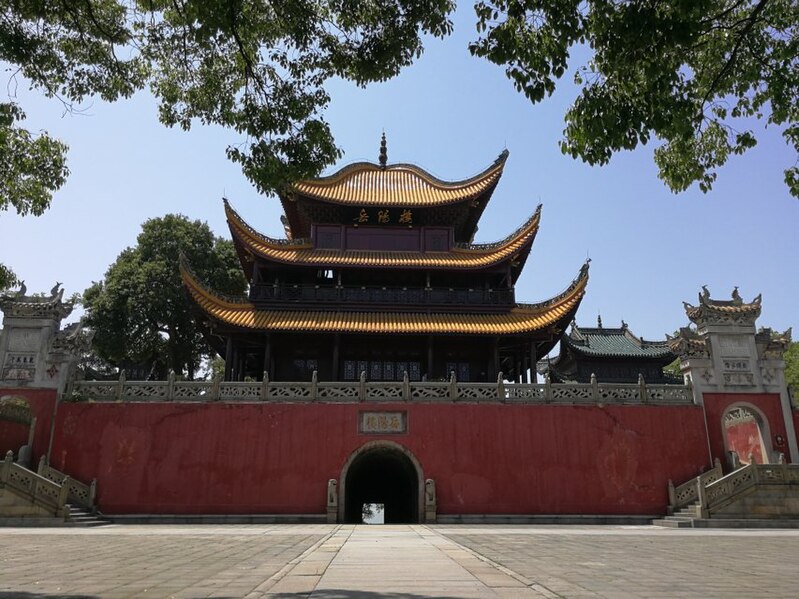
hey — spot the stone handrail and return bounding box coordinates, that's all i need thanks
[38,456,96,509]
[699,463,799,517]
[68,372,694,405]
[1,451,68,517]
[668,458,723,510]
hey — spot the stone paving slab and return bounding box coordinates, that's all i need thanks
[436,525,799,598]
[1,524,799,598]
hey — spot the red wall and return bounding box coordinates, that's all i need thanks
[48,401,710,516]
[703,393,790,466]
[0,389,57,461]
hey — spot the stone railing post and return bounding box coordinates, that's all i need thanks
[311,370,318,401]
[402,371,410,401]
[359,371,366,402]
[261,371,270,401]
[1,451,12,484]
[686,377,695,404]
[116,371,126,401]
[667,479,676,508]
[713,457,722,475]
[89,478,97,507]
[57,476,71,517]
[590,373,598,401]
[167,370,175,400]
[497,372,505,401]
[638,373,647,403]
[696,476,708,518]
[211,373,221,401]
[449,371,457,401]
[38,455,47,476]
[544,373,552,403]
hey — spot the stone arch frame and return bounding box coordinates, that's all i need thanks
[721,401,774,465]
[338,440,426,523]
[0,395,33,425]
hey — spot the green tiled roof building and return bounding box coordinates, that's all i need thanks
[540,317,677,383]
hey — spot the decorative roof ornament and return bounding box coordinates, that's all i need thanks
[666,327,709,360]
[379,132,387,168]
[597,314,603,328]
[683,286,762,328]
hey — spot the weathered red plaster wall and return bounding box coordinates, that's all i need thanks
[703,393,789,465]
[0,420,29,456]
[0,388,57,460]
[50,402,710,516]
[724,420,764,463]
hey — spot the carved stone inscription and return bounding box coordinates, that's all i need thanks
[718,335,749,357]
[7,329,40,353]
[2,353,36,380]
[359,411,407,434]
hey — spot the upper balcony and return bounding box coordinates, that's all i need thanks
[249,283,515,312]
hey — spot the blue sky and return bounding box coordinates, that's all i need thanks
[2,4,797,345]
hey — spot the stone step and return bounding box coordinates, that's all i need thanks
[651,518,694,528]
[65,505,110,528]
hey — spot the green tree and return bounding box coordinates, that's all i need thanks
[785,341,799,392]
[82,214,246,379]
[471,0,799,197]
[1,1,452,284]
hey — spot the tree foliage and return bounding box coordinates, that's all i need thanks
[82,215,246,379]
[471,0,799,197]
[785,341,799,392]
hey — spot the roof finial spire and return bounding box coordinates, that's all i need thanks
[597,314,603,328]
[379,132,387,168]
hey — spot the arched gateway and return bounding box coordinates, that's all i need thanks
[339,441,424,524]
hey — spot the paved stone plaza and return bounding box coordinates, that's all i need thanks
[1,524,798,598]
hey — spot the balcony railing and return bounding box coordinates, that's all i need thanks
[68,372,695,405]
[249,284,515,309]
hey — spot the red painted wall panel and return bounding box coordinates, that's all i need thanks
[48,401,710,516]
[703,393,789,466]
[0,388,57,461]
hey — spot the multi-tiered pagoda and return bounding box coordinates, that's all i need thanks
[182,139,588,382]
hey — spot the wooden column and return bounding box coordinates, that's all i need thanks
[427,335,434,380]
[332,333,340,381]
[489,338,499,381]
[224,336,233,381]
[530,340,538,384]
[263,333,272,379]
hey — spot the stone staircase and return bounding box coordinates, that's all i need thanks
[654,461,799,528]
[65,504,109,527]
[652,502,701,528]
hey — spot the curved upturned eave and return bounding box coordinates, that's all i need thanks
[225,200,541,270]
[180,259,589,336]
[284,150,509,207]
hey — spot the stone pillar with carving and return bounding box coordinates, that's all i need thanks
[0,286,92,395]
[424,478,437,523]
[668,287,797,461]
[326,479,338,523]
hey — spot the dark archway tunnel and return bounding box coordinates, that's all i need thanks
[344,446,419,524]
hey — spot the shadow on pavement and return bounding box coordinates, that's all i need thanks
[0,594,100,599]
[270,592,473,599]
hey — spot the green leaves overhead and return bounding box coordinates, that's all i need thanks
[82,215,246,379]
[471,0,799,197]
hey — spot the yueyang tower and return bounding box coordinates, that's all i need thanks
[182,138,589,382]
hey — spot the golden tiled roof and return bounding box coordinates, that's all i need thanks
[288,151,508,206]
[226,200,541,269]
[180,260,588,335]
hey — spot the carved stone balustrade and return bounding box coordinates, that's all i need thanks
[69,374,695,406]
